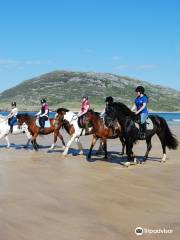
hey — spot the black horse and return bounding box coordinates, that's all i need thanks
[105,102,179,162]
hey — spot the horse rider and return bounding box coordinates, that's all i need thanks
[7,101,18,133]
[100,96,114,118]
[77,95,90,133]
[36,98,49,133]
[131,86,149,139]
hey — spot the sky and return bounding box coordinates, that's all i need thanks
[0,0,180,92]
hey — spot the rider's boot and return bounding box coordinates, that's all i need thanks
[85,122,89,134]
[39,127,45,134]
[111,127,117,138]
[10,125,13,133]
[137,123,146,140]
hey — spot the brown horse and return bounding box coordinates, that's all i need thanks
[16,113,65,151]
[85,109,124,160]
[56,108,125,157]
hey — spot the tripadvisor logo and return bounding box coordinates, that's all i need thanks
[135,227,143,236]
[135,226,173,235]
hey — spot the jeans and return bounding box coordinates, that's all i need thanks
[140,113,148,124]
[39,116,48,128]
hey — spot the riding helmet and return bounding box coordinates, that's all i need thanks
[105,96,114,103]
[11,101,16,107]
[135,86,145,94]
[82,95,88,100]
[41,98,46,104]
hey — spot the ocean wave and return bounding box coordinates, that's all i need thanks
[172,119,180,122]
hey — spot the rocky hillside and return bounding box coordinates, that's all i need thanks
[0,70,180,111]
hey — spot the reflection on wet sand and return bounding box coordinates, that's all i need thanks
[0,126,180,240]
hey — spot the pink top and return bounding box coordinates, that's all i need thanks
[80,100,90,114]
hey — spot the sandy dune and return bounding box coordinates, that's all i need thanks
[0,126,180,240]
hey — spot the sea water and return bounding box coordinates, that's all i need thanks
[1,111,180,125]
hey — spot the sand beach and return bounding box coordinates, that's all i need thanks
[0,126,180,240]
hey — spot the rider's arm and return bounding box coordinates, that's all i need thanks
[40,109,48,117]
[131,104,136,112]
[85,101,90,112]
[136,102,146,114]
[7,112,12,118]
[35,110,41,116]
[7,109,14,118]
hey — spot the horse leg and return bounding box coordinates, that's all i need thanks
[126,140,135,163]
[119,136,125,155]
[96,139,104,155]
[24,139,31,148]
[87,135,98,160]
[62,134,76,156]
[58,132,66,149]
[24,130,32,148]
[157,132,167,162]
[102,137,108,159]
[144,137,152,160]
[4,134,10,148]
[31,134,38,151]
[49,130,58,150]
[75,137,83,155]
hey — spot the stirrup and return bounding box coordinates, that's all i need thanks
[137,132,146,140]
[39,128,45,134]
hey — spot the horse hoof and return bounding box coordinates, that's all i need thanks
[87,157,94,162]
[79,150,83,155]
[49,147,54,151]
[161,159,166,163]
[96,150,103,155]
[123,162,130,167]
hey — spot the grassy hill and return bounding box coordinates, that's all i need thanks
[0,70,180,111]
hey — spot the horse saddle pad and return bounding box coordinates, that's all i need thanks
[36,119,51,128]
[135,118,153,130]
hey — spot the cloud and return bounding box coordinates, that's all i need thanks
[114,64,129,69]
[114,64,156,71]
[0,59,19,66]
[137,64,155,70]
[0,58,52,69]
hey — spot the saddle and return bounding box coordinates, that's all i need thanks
[35,119,51,128]
[135,117,153,130]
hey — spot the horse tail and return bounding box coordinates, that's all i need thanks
[158,116,179,149]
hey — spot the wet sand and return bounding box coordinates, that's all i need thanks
[0,126,180,240]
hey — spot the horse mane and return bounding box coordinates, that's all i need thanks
[16,113,35,120]
[110,102,136,118]
[56,108,69,113]
[88,109,100,117]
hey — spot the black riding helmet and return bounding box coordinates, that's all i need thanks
[82,95,88,100]
[105,96,114,103]
[11,101,16,107]
[135,86,145,94]
[41,98,46,104]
